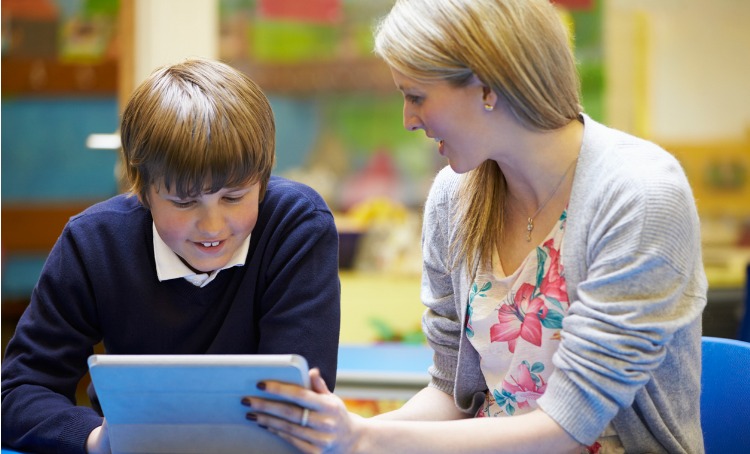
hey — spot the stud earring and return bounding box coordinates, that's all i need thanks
[484,104,494,112]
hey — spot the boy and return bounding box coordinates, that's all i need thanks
[1,58,341,453]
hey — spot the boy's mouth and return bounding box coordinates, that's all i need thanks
[200,241,221,247]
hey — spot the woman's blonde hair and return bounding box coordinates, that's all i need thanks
[375,0,581,272]
[120,58,275,206]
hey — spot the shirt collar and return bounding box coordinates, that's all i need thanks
[152,223,250,288]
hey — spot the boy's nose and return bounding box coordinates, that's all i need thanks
[196,207,224,236]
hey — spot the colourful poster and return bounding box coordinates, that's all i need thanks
[258,0,341,23]
[552,0,593,10]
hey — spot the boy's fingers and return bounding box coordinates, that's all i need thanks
[310,368,331,395]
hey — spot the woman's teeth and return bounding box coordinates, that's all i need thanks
[201,241,220,247]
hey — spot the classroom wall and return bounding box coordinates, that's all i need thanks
[605,0,750,142]
[132,0,218,86]
[3,0,749,344]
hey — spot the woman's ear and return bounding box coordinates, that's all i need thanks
[481,85,498,112]
[471,74,497,112]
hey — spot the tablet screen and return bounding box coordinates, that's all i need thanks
[88,354,309,454]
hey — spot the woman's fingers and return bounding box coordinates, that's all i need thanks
[269,426,337,454]
[247,403,337,453]
[241,369,348,452]
[243,396,314,427]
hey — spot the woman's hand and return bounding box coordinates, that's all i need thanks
[85,418,111,454]
[242,368,365,453]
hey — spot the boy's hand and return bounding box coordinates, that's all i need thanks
[86,418,111,454]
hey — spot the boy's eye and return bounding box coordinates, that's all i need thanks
[223,195,244,203]
[171,200,195,208]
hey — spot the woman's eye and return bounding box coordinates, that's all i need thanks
[405,94,423,105]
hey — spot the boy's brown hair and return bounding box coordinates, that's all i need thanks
[120,58,276,206]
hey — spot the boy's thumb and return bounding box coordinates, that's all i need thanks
[310,368,332,394]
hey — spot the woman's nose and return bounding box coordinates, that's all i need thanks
[402,102,423,132]
[403,113,422,132]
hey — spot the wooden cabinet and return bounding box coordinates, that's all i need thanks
[1,57,118,96]
[229,57,394,95]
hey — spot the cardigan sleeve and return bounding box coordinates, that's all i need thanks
[420,168,464,396]
[538,133,707,446]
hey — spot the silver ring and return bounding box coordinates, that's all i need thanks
[300,407,310,427]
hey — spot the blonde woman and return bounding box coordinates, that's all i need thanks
[247,1,706,452]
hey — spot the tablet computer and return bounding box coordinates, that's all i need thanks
[88,354,309,454]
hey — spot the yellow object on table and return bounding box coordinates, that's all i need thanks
[339,271,424,344]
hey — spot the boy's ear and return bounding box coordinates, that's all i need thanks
[136,192,149,209]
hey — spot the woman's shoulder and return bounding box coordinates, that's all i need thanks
[427,166,462,205]
[433,165,462,186]
[571,118,702,262]
[576,117,694,212]
[580,116,687,185]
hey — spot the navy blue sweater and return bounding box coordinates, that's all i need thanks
[1,176,341,453]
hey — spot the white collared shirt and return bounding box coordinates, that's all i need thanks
[152,223,250,288]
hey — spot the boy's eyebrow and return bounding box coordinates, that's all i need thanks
[212,184,255,194]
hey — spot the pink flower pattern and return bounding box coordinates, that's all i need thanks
[502,361,547,410]
[486,236,568,354]
[468,209,569,418]
[540,238,568,305]
[490,283,546,353]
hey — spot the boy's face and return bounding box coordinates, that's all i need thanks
[145,180,260,273]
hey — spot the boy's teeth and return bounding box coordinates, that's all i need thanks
[202,241,220,247]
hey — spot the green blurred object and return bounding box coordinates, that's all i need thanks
[54,0,119,62]
[252,20,338,63]
[352,25,375,57]
[370,317,426,345]
[83,0,119,17]
[325,94,419,153]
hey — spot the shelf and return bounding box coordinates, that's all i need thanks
[228,57,395,95]
[1,56,118,96]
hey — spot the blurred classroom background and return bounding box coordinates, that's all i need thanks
[2,0,749,365]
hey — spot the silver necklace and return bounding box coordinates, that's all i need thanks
[525,158,578,242]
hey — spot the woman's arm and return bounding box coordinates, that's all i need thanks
[372,387,468,421]
[359,409,580,454]
[246,369,582,454]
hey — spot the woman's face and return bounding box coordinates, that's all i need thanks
[391,68,500,174]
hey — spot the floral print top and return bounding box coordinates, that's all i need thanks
[466,209,622,453]
[467,210,569,418]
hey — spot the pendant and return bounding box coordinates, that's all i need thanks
[526,217,534,242]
